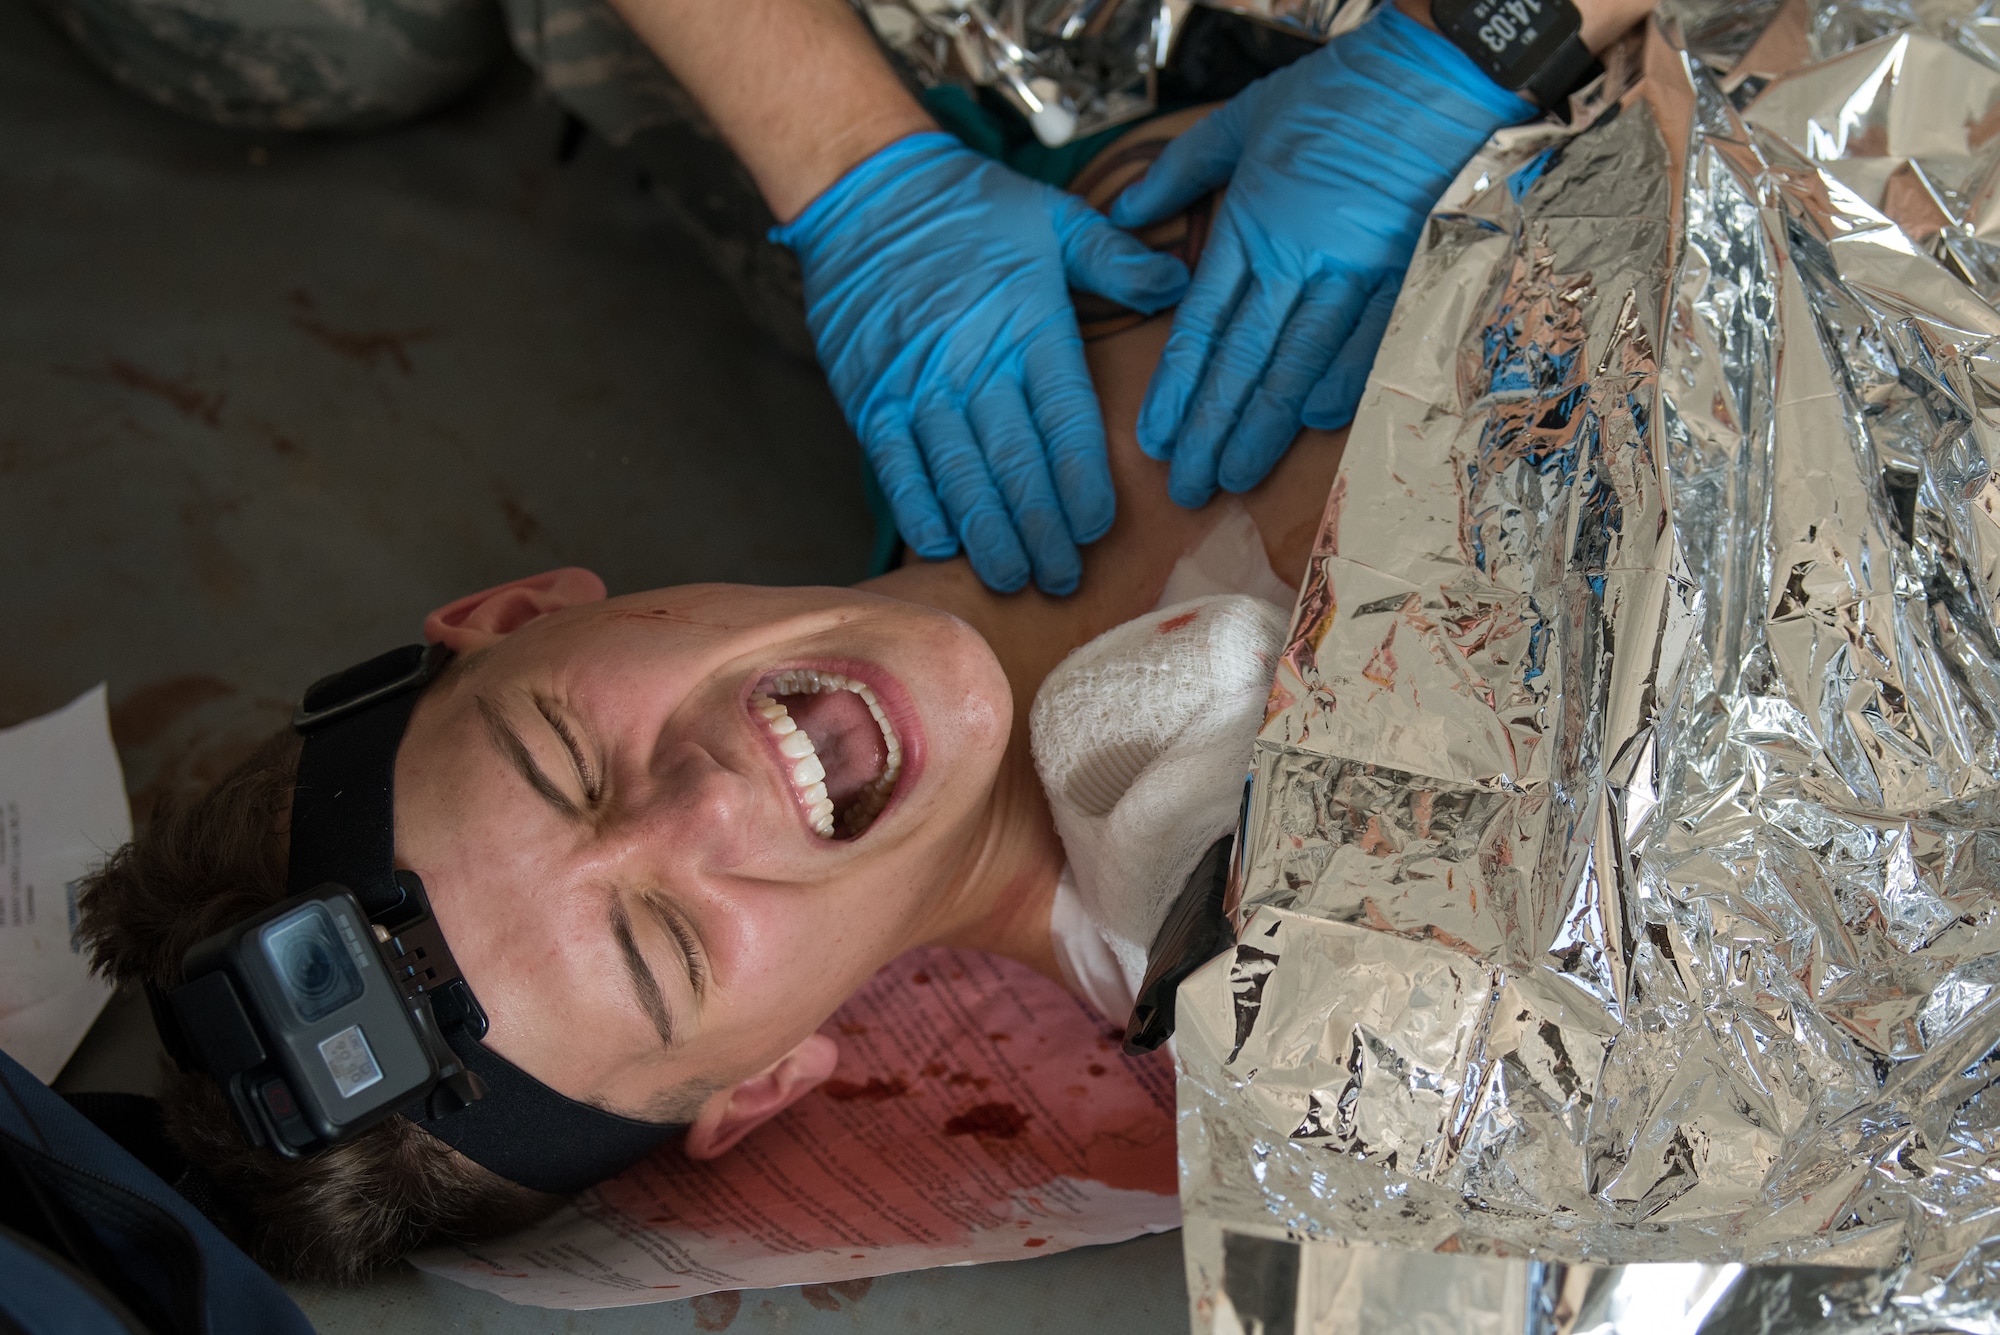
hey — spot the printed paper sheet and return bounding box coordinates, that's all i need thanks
[412,946,1180,1309]
[0,686,131,1081]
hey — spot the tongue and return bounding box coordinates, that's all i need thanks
[780,691,885,809]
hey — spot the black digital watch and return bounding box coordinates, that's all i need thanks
[1429,0,1599,107]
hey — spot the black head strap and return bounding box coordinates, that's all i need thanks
[289,643,446,916]
[288,644,681,1195]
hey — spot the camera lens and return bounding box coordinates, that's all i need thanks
[261,904,365,1023]
[284,936,338,1002]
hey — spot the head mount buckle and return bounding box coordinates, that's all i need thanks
[293,642,452,733]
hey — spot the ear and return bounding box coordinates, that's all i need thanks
[423,568,607,651]
[682,1033,840,1161]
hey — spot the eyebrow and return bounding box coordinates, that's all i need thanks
[477,694,581,821]
[610,897,689,1052]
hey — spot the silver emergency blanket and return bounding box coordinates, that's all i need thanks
[854,0,1372,146]
[1175,5,2000,1331]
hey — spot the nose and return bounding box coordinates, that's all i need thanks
[614,738,758,874]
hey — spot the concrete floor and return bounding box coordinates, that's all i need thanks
[3,2,1187,1328]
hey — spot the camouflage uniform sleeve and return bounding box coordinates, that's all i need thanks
[34,0,507,130]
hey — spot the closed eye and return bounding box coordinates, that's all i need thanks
[536,697,601,804]
[644,892,707,1000]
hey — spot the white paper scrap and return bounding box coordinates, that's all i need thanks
[0,685,131,1082]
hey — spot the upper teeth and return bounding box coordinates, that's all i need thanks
[751,670,903,839]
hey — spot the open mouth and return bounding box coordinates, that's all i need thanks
[750,669,904,839]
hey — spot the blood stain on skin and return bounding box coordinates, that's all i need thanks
[943,1102,1030,1140]
[822,1077,908,1103]
[691,1291,741,1331]
[1088,1064,1107,1077]
[910,971,931,985]
[606,607,708,627]
[1157,611,1199,634]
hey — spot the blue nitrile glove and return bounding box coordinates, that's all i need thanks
[773,133,1190,595]
[1109,7,1535,507]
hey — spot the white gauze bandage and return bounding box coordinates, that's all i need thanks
[1030,594,1288,972]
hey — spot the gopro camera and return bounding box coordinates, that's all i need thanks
[153,871,486,1157]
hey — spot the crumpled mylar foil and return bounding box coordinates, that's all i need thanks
[853,0,1372,146]
[1176,3,2000,1331]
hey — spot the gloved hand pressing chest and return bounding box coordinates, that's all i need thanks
[774,133,1189,595]
[1110,7,1536,508]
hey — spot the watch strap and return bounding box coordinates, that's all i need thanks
[1517,29,1598,106]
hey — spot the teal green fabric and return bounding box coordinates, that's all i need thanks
[919,85,1135,188]
[861,455,902,577]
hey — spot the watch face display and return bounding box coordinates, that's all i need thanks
[1434,0,1581,87]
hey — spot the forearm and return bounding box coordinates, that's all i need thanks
[1396,0,1656,59]
[602,0,934,221]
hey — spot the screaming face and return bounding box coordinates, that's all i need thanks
[389,574,1013,1138]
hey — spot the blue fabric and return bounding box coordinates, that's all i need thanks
[0,1047,316,1335]
[1110,6,1535,506]
[0,1239,141,1335]
[772,132,1188,594]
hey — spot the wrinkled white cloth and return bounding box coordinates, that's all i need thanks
[1154,501,1298,613]
[1035,510,1291,1019]
[1046,865,1135,1023]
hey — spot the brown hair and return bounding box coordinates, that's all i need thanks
[77,728,564,1283]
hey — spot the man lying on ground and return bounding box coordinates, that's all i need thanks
[76,113,1353,1282]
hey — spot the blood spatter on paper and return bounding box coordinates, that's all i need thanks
[821,1077,909,1102]
[943,1102,1031,1139]
[418,946,1179,1308]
